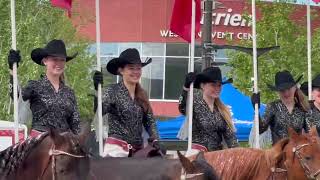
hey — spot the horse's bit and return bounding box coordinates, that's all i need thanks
[293,143,320,180]
[40,145,85,180]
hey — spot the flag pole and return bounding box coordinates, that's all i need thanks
[252,0,259,148]
[10,0,19,144]
[307,0,312,100]
[95,0,103,156]
[187,0,196,152]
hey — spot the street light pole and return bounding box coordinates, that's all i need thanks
[202,0,213,70]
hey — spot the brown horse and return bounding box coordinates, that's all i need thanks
[196,127,320,180]
[0,128,90,180]
[89,151,218,180]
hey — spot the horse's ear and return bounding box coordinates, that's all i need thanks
[267,138,289,166]
[177,151,195,173]
[49,128,63,145]
[288,127,298,139]
[310,126,319,137]
[78,121,91,145]
[195,151,205,161]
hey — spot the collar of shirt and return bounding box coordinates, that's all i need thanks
[42,75,65,93]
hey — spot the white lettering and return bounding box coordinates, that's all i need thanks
[224,9,233,26]
[230,14,242,26]
[160,30,169,37]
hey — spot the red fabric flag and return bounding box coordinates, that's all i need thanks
[312,0,320,3]
[170,0,201,43]
[51,0,73,17]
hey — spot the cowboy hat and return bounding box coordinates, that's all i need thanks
[300,74,320,96]
[267,70,302,91]
[107,48,152,75]
[194,67,233,89]
[31,39,77,65]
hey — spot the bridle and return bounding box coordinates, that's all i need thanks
[293,143,320,180]
[40,144,86,180]
[271,143,320,180]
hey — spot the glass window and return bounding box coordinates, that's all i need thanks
[166,43,189,56]
[195,44,202,57]
[141,57,164,99]
[165,58,188,99]
[89,43,119,56]
[101,57,117,87]
[119,43,141,54]
[142,43,165,57]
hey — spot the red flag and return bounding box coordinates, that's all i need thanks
[313,0,320,3]
[170,0,201,42]
[51,0,72,17]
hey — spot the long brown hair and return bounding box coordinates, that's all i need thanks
[294,88,309,112]
[135,83,152,113]
[214,98,235,132]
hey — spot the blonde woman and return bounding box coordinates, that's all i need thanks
[259,70,309,144]
[178,67,239,153]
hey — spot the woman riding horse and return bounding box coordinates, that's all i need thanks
[252,70,309,144]
[178,67,239,155]
[93,48,160,157]
[8,40,81,137]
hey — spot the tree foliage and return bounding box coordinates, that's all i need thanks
[227,1,320,103]
[0,0,95,121]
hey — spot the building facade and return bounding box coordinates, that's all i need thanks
[75,0,320,117]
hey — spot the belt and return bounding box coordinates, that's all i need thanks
[192,143,208,152]
[105,137,133,152]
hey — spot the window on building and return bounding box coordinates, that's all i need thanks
[164,57,188,100]
[166,43,189,57]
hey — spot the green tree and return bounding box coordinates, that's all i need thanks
[227,1,320,103]
[0,0,95,122]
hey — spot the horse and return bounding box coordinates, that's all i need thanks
[195,127,320,180]
[88,150,218,180]
[0,127,90,180]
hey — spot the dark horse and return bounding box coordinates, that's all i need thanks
[89,150,219,180]
[0,128,90,180]
[195,127,320,180]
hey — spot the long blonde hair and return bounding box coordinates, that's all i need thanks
[294,88,309,112]
[214,98,235,131]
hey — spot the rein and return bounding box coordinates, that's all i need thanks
[40,145,85,180]
[271,143,320,180]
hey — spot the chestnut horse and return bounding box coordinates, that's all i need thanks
[89,151,218,180]
[0,128,89,180]
[197,127,320,180]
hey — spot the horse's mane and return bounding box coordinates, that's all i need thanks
[204,148,267,179]
[0,132,48,176]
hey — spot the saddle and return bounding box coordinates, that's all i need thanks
[129,141,166,158]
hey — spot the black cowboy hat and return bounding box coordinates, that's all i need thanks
[31,39,78,66]
[194,67,233,89]
[267,70,302,91]
[300,74,320,96]
[107,48,152,75]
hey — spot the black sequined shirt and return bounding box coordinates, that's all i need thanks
[102,81,159,146]
[22,76,80,134]
[260,100,309,144]
[178,89,239,151]
[306,101,320,135]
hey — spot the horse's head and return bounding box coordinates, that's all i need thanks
[43,124,90,180]
[270,126,320,180]
[177,151,219,180]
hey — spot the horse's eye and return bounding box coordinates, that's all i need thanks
[304,156,312,161]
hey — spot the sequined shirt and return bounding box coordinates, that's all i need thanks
[306,101,320,135]
[22,76,80,134]
[178,89,239,151]
[260,100,309,144]
[102,81,159,146]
